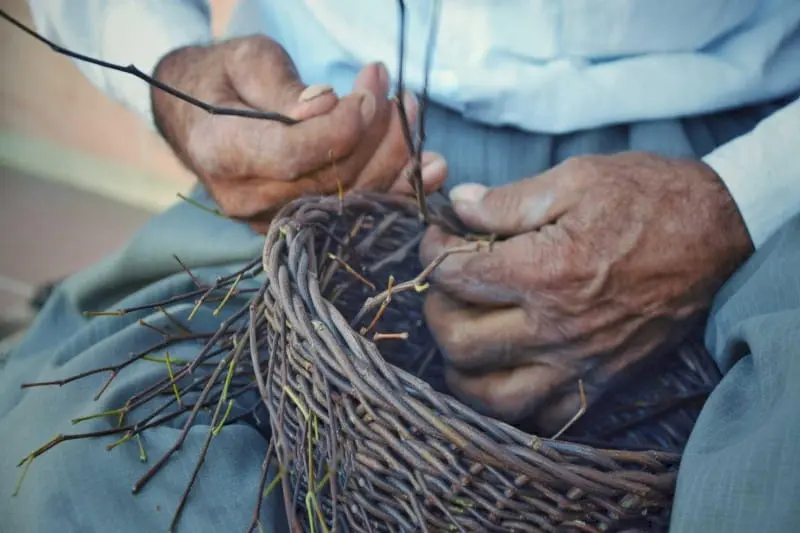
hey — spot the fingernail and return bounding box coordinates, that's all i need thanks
[299,84,334,102]
[359,92,376,124]
[449,183,487,205]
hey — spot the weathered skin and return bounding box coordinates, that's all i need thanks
[420,152,754,434]
[151,35,447,232]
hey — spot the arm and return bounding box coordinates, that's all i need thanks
[704,97,800,248]
[27,0,213,128]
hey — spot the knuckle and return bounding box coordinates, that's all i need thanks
[233,34,276,60]
[483,188,521,218]
[227,36,297,85]
[560,155,600,187]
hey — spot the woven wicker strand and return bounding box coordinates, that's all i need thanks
[255,191,721,533]
[12,191,719,533]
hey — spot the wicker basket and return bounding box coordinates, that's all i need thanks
[256,191,721,533]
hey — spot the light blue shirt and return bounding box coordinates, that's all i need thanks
[27,0,800,248]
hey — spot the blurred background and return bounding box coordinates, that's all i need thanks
[0,0,235,343]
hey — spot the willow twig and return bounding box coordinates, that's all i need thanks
[357,242,486,318]
[550,380,588,440]
[327,254,376,290]
[20,334,209,396]
[247,440,276,533]
[173,255,204,289]
[360,275,395,336]
[0,10,298,125]
[132,352,232,495]
[169,382,229,533]
[164,352,184,408]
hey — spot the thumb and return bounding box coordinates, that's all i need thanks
[448,173,578,236]
[227,36,341,120]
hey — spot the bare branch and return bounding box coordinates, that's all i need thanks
[0,9,297,125]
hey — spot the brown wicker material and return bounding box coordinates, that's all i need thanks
[257,191,721,533]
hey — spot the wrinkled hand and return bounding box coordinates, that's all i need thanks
[152,35,446,232]
[420,152,753,435]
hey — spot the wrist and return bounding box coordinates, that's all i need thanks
[696,159,755,253]
[701,99,800,249]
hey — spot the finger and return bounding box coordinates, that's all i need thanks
[211,169,339,221]
[448,163,587,236]
[353,90,421,192]
[419,224,569,303]
[205,92,375,182]
[352,61,391,102]
[531,381,595,437]
[289,84,338,121]
[389,152,448,196]
[445,362,573,424]
[226,36,309,108]
[425,289,539,372]
[227,35,352,126]
[226,35,337,116]
[326,62,397,187]
[207,64,393,218]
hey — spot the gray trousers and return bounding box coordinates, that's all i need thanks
[1,93,799,532]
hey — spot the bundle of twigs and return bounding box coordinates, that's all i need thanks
[2,2,722,532]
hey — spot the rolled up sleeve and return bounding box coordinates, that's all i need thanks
[703,97,800,248]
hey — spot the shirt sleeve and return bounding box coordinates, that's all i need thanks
[26,0,213,128]
[703,97,800,249]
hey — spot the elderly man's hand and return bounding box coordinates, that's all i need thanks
[420,152,752,435]
[152,35,446,232]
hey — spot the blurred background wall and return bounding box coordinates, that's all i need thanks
[0,0,236,339]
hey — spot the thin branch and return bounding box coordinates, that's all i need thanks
[19,334,210,396]
[168,383,229,533]
[173,255,204,289]
[327,253,376,291]
[356,242,486,318]
[411,0,441,222]
[247,441,276,533]
[550,380,588,440]
[360,275,395,336]
[0,9,298,125]
[394,0,417,163]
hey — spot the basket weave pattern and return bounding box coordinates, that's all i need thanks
[258,192,720,533]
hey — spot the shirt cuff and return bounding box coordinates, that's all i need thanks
[98,2,213,129]
[702,97,800,249]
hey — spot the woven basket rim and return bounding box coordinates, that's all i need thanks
[264,193,681,467]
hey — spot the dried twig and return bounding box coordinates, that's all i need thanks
[393,0,442,223]
[550,380,588,440]
[357,242,486,318]
[0,9,297,125]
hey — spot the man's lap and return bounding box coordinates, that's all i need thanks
[671,215,800,532]
[1,100,796,532]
